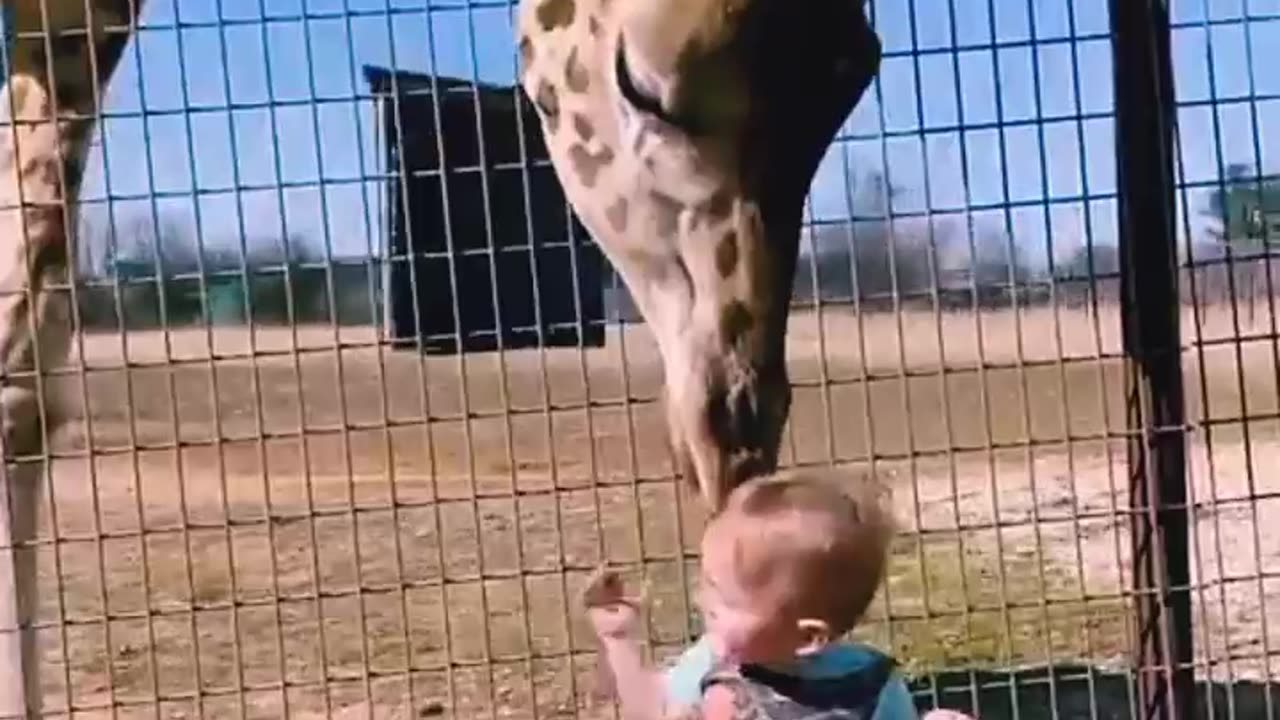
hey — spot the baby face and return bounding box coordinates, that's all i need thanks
[695,515,804,666]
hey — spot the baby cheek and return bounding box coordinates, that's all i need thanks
[709,617,754,659]
[706,632,736,662]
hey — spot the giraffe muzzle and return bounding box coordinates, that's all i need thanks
[669,348,790,513]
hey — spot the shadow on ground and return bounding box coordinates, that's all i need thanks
[912,664,1276,719]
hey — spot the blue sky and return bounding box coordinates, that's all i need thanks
[63,0,1280,275]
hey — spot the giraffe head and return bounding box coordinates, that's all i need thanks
[519,0,881,512]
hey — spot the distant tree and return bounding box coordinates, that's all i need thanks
[793,167,937,305]
[859,168,897,219]
[243,233,323,269]
[71,210,337,328]
[969,229,1032,286]
[1055,242,1120,281]
[76,212,110,278]
[104,212,201,278]
[796,219,935,305]
[1203,162,1280,253]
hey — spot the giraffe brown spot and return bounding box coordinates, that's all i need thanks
[565,47,590,93]
[606,197,629,232]
[703,189,733,222]
[572,113,595,142]
[535,80,560,132]
[650,191,683,239]
[38,158,61,189]
[689,189,734,231]
[569,143,615,188]
[36,218,69,268]
[21,200,69,278]
[689,153,715,178]
[535,0,575,30]
[715,231,739,278]
[626,249,680,287]
[589,16,602,36]
[719,301,753,346]
[519,35,534,67]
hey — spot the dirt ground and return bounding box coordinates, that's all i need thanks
[14,302,1279,719]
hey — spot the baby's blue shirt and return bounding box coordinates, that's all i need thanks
[662,635,918,720]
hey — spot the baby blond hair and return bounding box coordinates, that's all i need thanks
[708,466,896,636]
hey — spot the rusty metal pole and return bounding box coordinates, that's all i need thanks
[1109,1,1194,719]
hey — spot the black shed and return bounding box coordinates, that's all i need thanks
[364,65,606,353]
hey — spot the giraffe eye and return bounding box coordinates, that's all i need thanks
[614,36,704,136]
[615,39,664,116]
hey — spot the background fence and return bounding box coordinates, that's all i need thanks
[5,0,1278,718]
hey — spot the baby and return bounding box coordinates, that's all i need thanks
[580,468,975,720]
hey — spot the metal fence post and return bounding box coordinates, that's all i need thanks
[1109,1,1195,718]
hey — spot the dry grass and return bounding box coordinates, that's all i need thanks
[12,302,1279,718]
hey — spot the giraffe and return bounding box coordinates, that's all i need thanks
[0,0,879,711]
[515,0,882,511]
[0,0,141,714]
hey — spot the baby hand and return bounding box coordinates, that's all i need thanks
[580,565,647,641]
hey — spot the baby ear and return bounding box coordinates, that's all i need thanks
[794,618,831,657]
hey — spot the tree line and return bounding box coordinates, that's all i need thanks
[74,212,377,330]
[72,163,1278,331]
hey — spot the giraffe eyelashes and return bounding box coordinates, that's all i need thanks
[614,37,704,136]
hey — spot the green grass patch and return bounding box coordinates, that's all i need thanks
[854,534,1132,678]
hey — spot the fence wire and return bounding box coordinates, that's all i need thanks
[0,0,1276,719]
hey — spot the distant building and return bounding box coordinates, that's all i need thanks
[363,65,606,353]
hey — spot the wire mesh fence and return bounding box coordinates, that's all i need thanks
[0,0,1276,718]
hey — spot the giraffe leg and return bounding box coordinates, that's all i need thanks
[0,461,41,720]
[0,0,143,715]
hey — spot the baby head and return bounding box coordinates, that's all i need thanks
[696,467,895,666]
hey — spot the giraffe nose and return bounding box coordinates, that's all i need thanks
[726,450,770,489]
[726,379,759,442]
